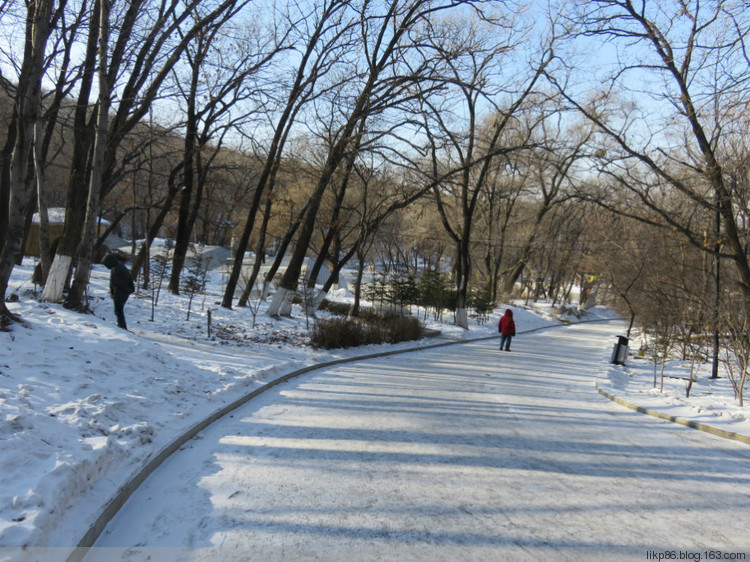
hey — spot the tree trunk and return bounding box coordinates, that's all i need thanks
[40,0,99,303]
[349,246,367,318]
[220,0,343,309]
[454,228,472,328]
[66,0,110,311]
[222,149,282,309]
[267,112,367,317]
[0,110,15,254]
[0,0,54,319]
[267,172,334,317]
[238,185,275,307]
[33,119,51,284]
[168,47,201,295]
[130,163,183,280]
[313,241,358,311]
[304,144,357,314]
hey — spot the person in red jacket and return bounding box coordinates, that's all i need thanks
[498,309,516,351]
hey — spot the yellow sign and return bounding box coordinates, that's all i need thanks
[584,275,598,283]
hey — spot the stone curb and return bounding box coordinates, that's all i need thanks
[595,383,750,447]
[66,318,609,561]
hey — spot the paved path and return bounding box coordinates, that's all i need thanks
[88,322,750,561]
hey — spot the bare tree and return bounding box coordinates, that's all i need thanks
[476,151,528,302]
[65,0,110,310]
[41,0,252,307]
[418,12,556,327]
[221,0,358,309]
[266,0,499,318]
[312,152,437,315]
[30,0,89,286]
[167,12,282,294]
[553,0,750,315]
[518,202,587,304]
[501,114,593,295]
[721,303,750,407]
[0,0,66,322]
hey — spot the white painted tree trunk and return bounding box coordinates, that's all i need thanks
[261,280,273,301]
[67,0,110,309]
[41,255,73,302]
[455,306,468,329]
[268,286,294,317]
[279,287,295,316]
[313,288,328,310]
[303,285,317,317]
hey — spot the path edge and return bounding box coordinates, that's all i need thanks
[595,383,750,447]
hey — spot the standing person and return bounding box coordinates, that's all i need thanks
[498,308,516,351]
[103,253,135,330]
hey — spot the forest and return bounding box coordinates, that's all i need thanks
[1,1,749,400]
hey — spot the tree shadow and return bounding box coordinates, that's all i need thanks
[94,326,750,556]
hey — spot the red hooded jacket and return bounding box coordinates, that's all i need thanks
[498,309,516,336]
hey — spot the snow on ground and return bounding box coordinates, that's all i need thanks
[0,253,747,553]
[597,346,750,439]
[88,322,750,562]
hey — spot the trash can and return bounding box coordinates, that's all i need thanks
[610,335,629,365]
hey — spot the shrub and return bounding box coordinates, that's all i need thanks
[364,270,389,309]
[310,312,424,349]
[310,317,381,349]
[358,306,386,323]
[469,284,494,324]
[390,270,419,313]
[381,314,422,343]
[418,269,455,320]
[318,299,353,316]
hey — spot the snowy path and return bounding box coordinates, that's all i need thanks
[88,322,750,561]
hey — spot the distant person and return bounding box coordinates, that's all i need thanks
[103,253,135,330]
[498,308,516,351]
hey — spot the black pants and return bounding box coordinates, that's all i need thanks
[500,333,512,351]
[113,294,129,330]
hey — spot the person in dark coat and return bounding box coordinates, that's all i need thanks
[103,253,135,330]
[498,308,516,351]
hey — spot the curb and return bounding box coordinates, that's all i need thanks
[67,318,613,560]
[595,383,750,447]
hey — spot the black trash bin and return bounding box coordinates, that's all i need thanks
[610,335,629,365]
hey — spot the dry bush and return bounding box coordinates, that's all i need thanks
[310,313,423,349]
